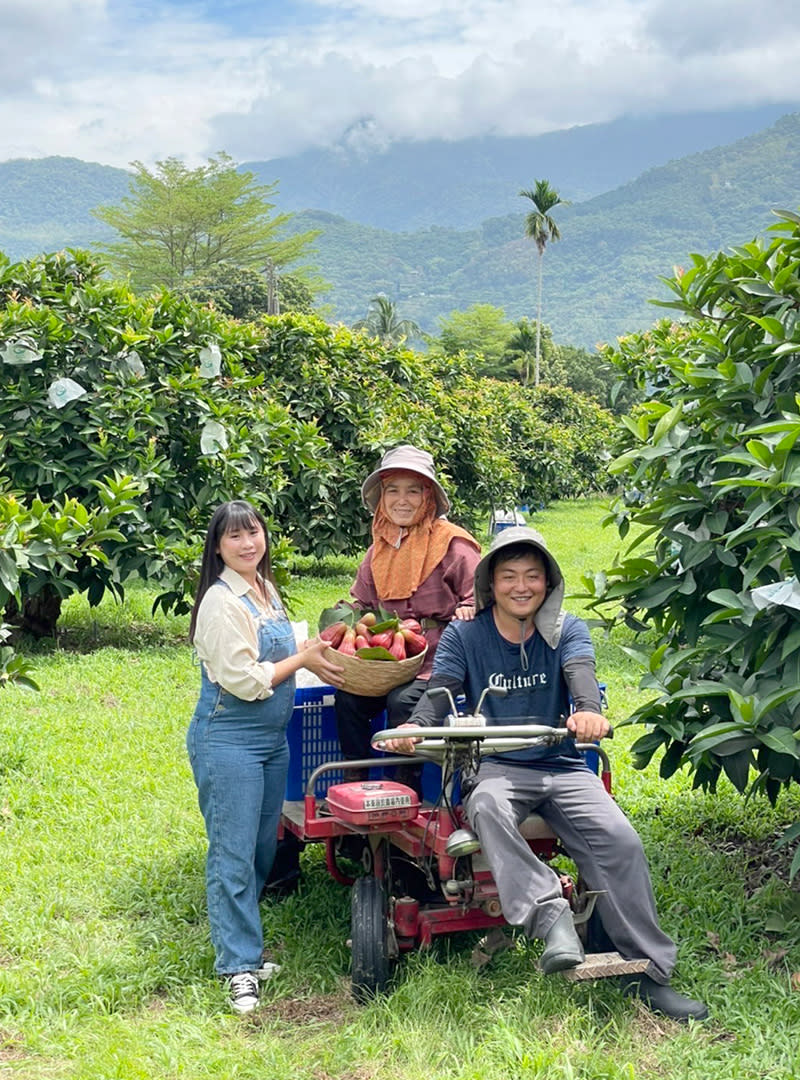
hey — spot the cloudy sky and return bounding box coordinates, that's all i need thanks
[3,0,799,167]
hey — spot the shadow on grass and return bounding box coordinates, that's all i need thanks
[288,555,360,579]
[103,843,358,1006]
[13,616,189,656]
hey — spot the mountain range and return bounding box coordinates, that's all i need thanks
[247,104,799,231]
[281,111,800,346]
[2,103,799,348]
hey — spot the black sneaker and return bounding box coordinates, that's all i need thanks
[225,971,259,1014]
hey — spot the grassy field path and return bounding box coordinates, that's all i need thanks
[1,499,799,1078]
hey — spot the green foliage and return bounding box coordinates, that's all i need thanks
[0,622,39,690]
[93,153,318,291]
[0,249,615,638]
[239,321,616,538]
[581,208,800,814]
[434,303,519,377]
[247,315,615,538]
[0,250,337,631]
[0,474,144,681]
[184,262,318,319]
[276,272,318,315]
[369,361,616,528]
[543,341,643,415]
[431,308,638,410]
[520,179,570,386]
[352,294,421,345]
[0,478,140,619]
[502,316,545,384]
[520,180,570,255]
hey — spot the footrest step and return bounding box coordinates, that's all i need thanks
[563,952,651,982]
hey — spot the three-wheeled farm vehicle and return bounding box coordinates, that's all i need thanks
[280,684,648,999]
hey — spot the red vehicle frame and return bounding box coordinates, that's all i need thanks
[279,688,647,999]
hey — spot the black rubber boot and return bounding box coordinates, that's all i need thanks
[539,910,585,975]
[619,974,709,1022]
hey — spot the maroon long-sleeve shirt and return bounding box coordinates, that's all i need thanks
[351,536,481,679]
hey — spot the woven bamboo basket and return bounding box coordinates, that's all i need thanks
[335,647,428,696]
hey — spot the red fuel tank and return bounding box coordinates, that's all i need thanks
[325,780,420,826]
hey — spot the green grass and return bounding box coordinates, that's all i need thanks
[1,498,799,1078]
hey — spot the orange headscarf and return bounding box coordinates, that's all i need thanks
[370,474,479,600]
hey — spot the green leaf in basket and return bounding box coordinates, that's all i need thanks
[318,601,359,632]
[370,617,400,634]
[355,646,397,661]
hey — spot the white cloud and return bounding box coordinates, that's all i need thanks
[0,0,108,90]
[643,0,799,57]
[0,0,798,167]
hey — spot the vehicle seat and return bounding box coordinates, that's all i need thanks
[519,813,557,840]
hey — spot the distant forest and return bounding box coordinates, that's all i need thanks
[2,108,799,348]
[284,114,800,346]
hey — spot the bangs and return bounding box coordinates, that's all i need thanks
[219,501,262,535]
[491,544,549,575]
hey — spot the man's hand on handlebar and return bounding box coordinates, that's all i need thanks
[567,710,610,742]
[380,723,421,754]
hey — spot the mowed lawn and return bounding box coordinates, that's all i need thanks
[1,498,799,1079]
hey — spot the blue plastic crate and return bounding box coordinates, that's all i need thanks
[490,508,527,534]
[286,685,342,799]
[286,686,389,799]
[420,761,448,804]
[286,684,608,802]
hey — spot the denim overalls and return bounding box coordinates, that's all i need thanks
[187,583,296,975]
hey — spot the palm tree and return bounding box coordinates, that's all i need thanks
[519,180,570,385]
[353,295,421,346]
[505,318,539,386]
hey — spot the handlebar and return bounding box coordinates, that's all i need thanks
[371,723,572,756]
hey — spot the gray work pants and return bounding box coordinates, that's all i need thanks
[463,760,677,983]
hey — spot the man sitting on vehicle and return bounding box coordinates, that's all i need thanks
[385,526,708,1022]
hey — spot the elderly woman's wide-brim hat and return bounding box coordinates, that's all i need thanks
[361,444,450,516]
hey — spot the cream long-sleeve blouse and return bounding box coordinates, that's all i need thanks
[192,565,287,701]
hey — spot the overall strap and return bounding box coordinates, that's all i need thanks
[238,592,261,619]
[213,577,280,620]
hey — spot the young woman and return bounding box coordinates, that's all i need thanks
[187,500,343,1014]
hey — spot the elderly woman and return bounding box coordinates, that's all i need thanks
[335,445,481,786]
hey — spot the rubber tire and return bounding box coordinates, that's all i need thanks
[351,875,392,1001]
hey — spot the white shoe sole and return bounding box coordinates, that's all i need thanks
[231,999,258,1014]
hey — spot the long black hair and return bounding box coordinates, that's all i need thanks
[189,500,275,642]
